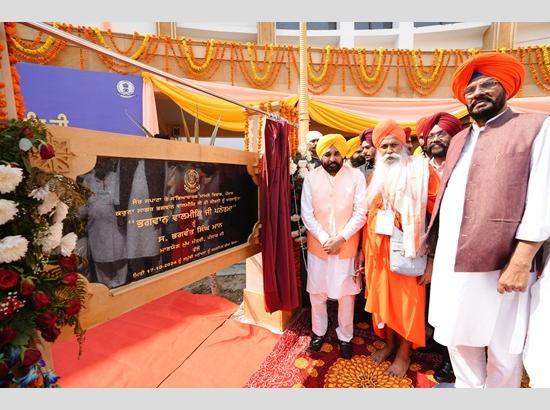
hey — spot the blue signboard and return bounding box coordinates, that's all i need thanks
[17,62,144,136]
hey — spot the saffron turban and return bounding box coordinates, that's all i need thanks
[415,116,429,138]
[306,130,323,143]
[372,120,406,148]
[419,112,463,139]
[359,128,374,146]
[451,52,525,105]
[316,133,348,159]
[345,136,361,158]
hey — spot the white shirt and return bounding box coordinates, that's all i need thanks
[429,157,445,177]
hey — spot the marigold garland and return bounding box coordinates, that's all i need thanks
[94,27,150,60]
[106,29,139,55]
[280,103,299,154]
[356,48,386,83]
[411,48,445,85]
[5,22,549,96]
[257,103,265,154]
[246,42,275,82]
[527,46,550,92]
[0,41,7,121]
[181,37,216,72]
[243,114,250,151]
[344,49,395,96]
[4,23,26,119]
[308,46,332,83]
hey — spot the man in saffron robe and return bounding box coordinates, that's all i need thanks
[360,119,439,377]
[301,133,367,359]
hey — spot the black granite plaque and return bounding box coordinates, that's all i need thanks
[76,157,258,289]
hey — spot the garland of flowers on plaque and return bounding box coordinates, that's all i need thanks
[0,117,91,388]
[6,22,550,95]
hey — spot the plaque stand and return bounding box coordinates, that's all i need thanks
[243,252,300,333]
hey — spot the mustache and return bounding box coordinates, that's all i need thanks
[429,141,448,149]
[470,97,493,108]
[383,153,401,161]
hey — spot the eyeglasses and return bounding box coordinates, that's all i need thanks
[426,131,450,141]
[464,78,500,98]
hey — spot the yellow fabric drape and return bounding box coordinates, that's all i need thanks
[144,72,471,134]
[143,72,296,132]
[309,99,469,135]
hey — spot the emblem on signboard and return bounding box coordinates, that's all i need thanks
[116,80,136,98]
[184,168,200,193]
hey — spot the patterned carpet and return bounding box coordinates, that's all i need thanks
[245,301,443,388]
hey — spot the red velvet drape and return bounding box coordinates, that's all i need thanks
[260,119,299,312]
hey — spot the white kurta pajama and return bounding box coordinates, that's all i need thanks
[429,114,550,388]
[301,170,367,342]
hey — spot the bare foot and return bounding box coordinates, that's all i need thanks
[371,343,396,364]
[385,351,411,378]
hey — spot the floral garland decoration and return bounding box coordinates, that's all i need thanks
[4,23,26,120]
[344,49,395,96]
[0,41,7,122]
[6,22,550,96]
[356,48,386,83]
[180,37,217,72]
[0,118,91,387]
[106,30,139,55]
[527,46,550,92]
[308,46,333,83]
[93,28,150,60]
[245,42,275,82]
[243,114,250,152]
[411,48,445,85]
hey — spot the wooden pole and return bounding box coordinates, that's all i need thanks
[0,24,17,120]
[298,22,309,147]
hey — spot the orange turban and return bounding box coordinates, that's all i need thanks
[316,133,348,159]
[451,52,525,105]
[345,136,361,158]
[416,116,429,138]
[372,120,406,148]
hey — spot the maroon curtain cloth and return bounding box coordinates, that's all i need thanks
[260,119,299,313]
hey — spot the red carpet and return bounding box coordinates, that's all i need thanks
[53,291,239,387]
[245,301,442,388]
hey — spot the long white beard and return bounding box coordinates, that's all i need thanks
[366,149,409,207]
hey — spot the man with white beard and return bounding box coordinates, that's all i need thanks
[358,119,440,377]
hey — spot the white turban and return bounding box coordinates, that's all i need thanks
[306,130,323,143]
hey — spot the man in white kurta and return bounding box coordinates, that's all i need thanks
[428,53,550,388]
[301,134,367,359]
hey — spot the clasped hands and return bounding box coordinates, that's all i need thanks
[322,235,346,255]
